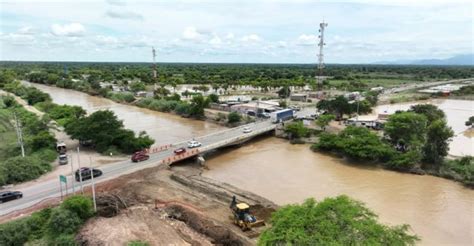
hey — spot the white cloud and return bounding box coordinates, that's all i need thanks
[240,34,262,43]
[106,0,127,6]
[105,10,143,20]
[296,34,317,46]
[209,35,222,45]
[182,26,207,42]
[50,23,85,37]
[17,26,35,35]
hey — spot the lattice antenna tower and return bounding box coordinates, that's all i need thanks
[317,21,328,90]
[152,47,157,79]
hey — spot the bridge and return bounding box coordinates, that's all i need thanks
[0,120,277,216]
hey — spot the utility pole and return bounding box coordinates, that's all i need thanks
[69,155,75,193]
[317,21,328,91]
[152,47,157,79]
[13,111,25,157]
[77,147,84,194]
[89,156,97,212]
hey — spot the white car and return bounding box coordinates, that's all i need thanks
[243,127,252,133]
[187,140,202,148]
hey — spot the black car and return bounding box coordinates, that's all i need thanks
[75,167,103,182]
[0,191,23,203]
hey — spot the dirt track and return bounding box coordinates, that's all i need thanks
[76,162,278,245]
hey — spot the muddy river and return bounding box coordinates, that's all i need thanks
[31,83,473,245]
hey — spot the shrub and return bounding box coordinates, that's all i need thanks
[32,148,58,162]
[51,234,76,246]
[28,131,56,151]
[47,208,82,237]
[227,112,241,124]
[128,241,150,246]
[258,196,419,245]
[0,217,31,246]
[61,195,94,221]
[0,155,51,185]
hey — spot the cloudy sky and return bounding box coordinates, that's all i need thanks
[0,0,472,63]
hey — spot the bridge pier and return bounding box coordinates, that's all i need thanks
[196,155,206,167]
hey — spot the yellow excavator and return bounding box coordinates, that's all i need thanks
[230,196,265,231]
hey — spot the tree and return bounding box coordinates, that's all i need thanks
[28,131,56,151]
[422,119,454,166]
[259,196,419,245]
[188,95,209,118]
[284,122,309,139]
[47,208,82,236]
[315,114,335,131]
[227,112,241,124]
[277,85,291,98]
[465,116,474,127]
[384,112,427,148]
[61,195,94,221]
[129,81,146,92]
[208,93,219,103]
[409,104,445,122]
[336,126,393,161]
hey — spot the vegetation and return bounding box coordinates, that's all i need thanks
[0,195,93,245]
[227,111,242,124]
[316,95,372,120]
[284,121,309,139]
[64,110,154,154]
[128,241,150,246]
[315,114,335,131]
[0,96,57,185]
[465,116,474,127]
[439,156,473,187]
[258,195,419,245]
[313,126,393,162]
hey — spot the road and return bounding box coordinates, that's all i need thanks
[0,120,275,216]
[383,78,473,94]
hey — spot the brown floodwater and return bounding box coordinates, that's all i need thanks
[27,83,225,145]
[31,83,473,245]
[204,138,474,245]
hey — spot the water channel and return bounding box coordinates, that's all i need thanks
[30,83,473,245]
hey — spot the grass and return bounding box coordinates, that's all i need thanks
[328,78,415,89]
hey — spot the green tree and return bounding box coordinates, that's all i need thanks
[129,81,146,92]
[259,196,419,245]
[315,114,335,131]
[465,116,474,127]
[384,112,427,147]
[284,122,309,139]
[277,85,291,98]
[336,126,392,161]
[61,195,94,221]
[227,112,241,124]
[47,208,82,236]
[409,104,445,122]
[208,93,219,103]
[28,131,56,151]
[422,119,454,166]
[188,95,209,118]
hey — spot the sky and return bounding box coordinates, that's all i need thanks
[0,0,472,63]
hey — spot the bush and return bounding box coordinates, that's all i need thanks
[284,122,309,139]
[258,196,419,245]
[440,156,474,186]
[47,208,82,236]
[227,112,241,124]
[32,148,58,162]
[128,241,150,246]
[0,217,31,246]
[28,131,56,151]
[51,234,76,246]
[0,155,51,185]
[61,195,94,221]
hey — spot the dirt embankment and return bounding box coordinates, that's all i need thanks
[76,163,278,245]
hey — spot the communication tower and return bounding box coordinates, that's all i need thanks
[152,47,157,79]
[317,21,328,90]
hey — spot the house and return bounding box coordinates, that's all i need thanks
[290,94,308,102]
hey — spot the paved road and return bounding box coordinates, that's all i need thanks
[0,120,275,216]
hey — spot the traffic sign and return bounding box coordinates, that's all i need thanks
[59,175,67,183]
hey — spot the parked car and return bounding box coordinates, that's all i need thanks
[131,151,150,162]
[75,167,103,182]
[174,147,186,155]
[243,127,252,133]
[0,191,23,204]
[58,154,68,165]
[187,140,202,148]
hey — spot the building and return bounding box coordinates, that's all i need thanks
[230,101,280,115]
[290,93,308,102]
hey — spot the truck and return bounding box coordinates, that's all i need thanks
[270,109,294,123]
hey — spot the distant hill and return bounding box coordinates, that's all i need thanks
[376,54,474,65]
